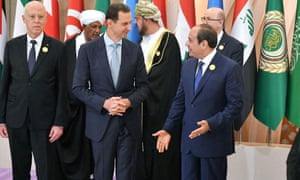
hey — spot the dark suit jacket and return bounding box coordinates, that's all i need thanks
[164,52,243,157]
[54,35,93,179]
[218,32,244,130]
[217,32,243,66]
[0,34,67,129]
[72,36,149,142]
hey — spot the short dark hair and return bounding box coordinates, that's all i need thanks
[106,3,131,22]
[196,24,218,48]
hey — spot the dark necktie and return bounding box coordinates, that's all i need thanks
[28,40,37,75]
[110,43,120,87]
[194,61,204,92]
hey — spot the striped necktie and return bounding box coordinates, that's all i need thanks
[194,61,204,92]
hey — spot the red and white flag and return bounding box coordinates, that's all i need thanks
[153,0,167,27]
[174,0,195,60]
[231,0,257,129]
[44,0,60,39]
[64,0,84,40]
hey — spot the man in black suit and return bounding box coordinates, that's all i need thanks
[58,9,105,180]
[202,7,243,66]
[0,1,67,179]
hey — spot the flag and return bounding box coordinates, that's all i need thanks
[125,0,140,43]
[153,0,167,27]
[231,0,257,130]
[253,0,288,130]
[44,0,59,39]
[286,0,300,127]
[0,0,7,79]
[13,0,31,37]
[95,0,110,32]
[64,0,84,40]
[207,0,223,9]
[175,0,195,60]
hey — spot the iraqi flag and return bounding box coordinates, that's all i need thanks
[0,0,7,79]
[44,0,60,39]
[64,0,84,40]
[231,0,257,130]
[175,0,195,60]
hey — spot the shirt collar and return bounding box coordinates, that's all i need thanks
[201,49,217,65]
[217,30,224,44]
[27,32,44,45]
[104,33,122,47]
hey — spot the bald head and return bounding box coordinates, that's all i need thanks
[202,7,225,34]
[23,1,47,38]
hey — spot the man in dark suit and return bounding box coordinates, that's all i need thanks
[287,131,300,180]
[0,1,67,180]
[202,7,245,130]
[72,3,149,180]
[57,9,105,180]
[202,7,243,66]
[134,1,182,180]
[153,24,243,180]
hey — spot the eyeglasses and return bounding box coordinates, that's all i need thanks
[201,16,222,21]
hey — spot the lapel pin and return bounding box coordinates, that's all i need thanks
[209,64,216,71]
[218,44,224,51]
[156,51,160,56]
[42,46,48,53]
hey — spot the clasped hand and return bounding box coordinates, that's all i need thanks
[104,96,131,116]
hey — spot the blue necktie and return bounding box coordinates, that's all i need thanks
[110,43,120,87]
[194,61,204,92]
[28,40,37,75]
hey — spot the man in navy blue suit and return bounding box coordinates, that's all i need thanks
[153,24,243,180]
[72,3,149,180]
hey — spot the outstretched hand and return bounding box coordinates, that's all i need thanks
[152,130,171,153]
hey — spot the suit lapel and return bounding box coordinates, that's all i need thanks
[191,54,219,103]
[19,36,30,76]
[117,39,128,89]
[98,37,116,88]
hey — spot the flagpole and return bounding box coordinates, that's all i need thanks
[238,129,242,144]
[267,128,272,145]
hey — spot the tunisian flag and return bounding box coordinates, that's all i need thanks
[44,0,60,39]
[175,0,195,60]
[64,0,84,40]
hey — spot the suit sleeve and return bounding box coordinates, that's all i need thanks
[207,63,243,130]
[0,42,11,123]
[127,46,149,108]
[72,44,105,112]
[231,42,244,66]
[54,43,69,127]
